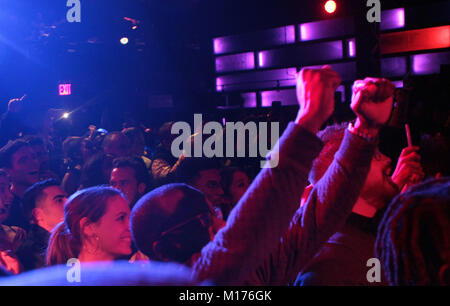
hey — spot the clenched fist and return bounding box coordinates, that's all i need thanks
[351,78,395,130]
[295,65,342,134]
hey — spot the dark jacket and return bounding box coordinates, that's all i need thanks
[295,212,389,286]
[15,224,50,272]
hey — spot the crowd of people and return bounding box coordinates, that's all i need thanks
[0,66,448,286]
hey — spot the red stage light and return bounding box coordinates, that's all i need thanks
[324,1,337,14]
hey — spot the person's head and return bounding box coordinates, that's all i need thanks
[310,123,397,212]
[80,153,114,188]
[0,181,8,225]
[0,170,13,224]
[62,136,84,165]
[221,167,250,205]
[122,127,146,157]
[176,157,224,208]
[23,136,50,174]
[131,184,213,264]
[22,179,67,232]
[101,132,131,158]
[376,177,450,285]
[110,156,150,207]
[158,122,176,151]
[0,139,39,190]
[46,186,132,266]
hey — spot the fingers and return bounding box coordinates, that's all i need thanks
[353,78,395,102]
[399,146,421,161]
[299,66,341,88]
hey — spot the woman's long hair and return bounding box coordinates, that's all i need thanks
[46,186,122,266]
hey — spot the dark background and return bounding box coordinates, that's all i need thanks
[0,0,447,131]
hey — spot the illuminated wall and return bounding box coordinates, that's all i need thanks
[213,6,450,108]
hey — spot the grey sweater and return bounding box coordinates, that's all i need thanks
[192,122,376,285]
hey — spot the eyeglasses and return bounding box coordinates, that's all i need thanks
[160,212,212,238]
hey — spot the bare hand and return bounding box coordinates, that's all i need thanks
[391,146,424,191]
[0,251,21,275]
[351,78,395,130]
[295,65,342,133]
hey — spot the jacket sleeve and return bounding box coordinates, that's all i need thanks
[191,123,323,285]
[246,129,377,285]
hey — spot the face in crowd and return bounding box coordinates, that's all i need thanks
[110,166,146,206]
[191,169,224,208]
[361,148,398,210]
[228,170,250,205]
[82,195,132,258]
[9,146,40,188]
[33,185,67,232]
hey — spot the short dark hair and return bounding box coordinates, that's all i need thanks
[0,139,31,169]
[175,157,222,185]
[22,179,60,222]
[122,127,144,144]
[112,156,150,187]
[102,132,130,149]
[131,183,209,262]
[220,166,247,197]
[376,177,450,285]
[309,122,348,184]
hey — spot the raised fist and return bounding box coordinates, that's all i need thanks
[351,78,395,129]
[295,65,342,133]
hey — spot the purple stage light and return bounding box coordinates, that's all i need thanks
[242,92,258,108]
[381,8,405,31]
[215,52,255,73]
[392,80,404,88]
[261,89,297,107]
[216,77,224,92]
[412,51,450,75]
[215,68,297,92]
[258,41,343,68]
[285,25,296,44]
[348,39,356,57]
[258,52,264,68]
[213,38,224,54]
[213,25,296,55]
[381,57,407,77]
[300,24,309,41]
[299,18,353,41]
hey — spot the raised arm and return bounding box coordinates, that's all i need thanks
[192,66,342,285]
[247,77,396,285]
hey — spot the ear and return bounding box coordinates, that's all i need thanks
[79,217,96,238]
[31,207,44,224]
[137,183,146,195]
[300,184,313,207]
